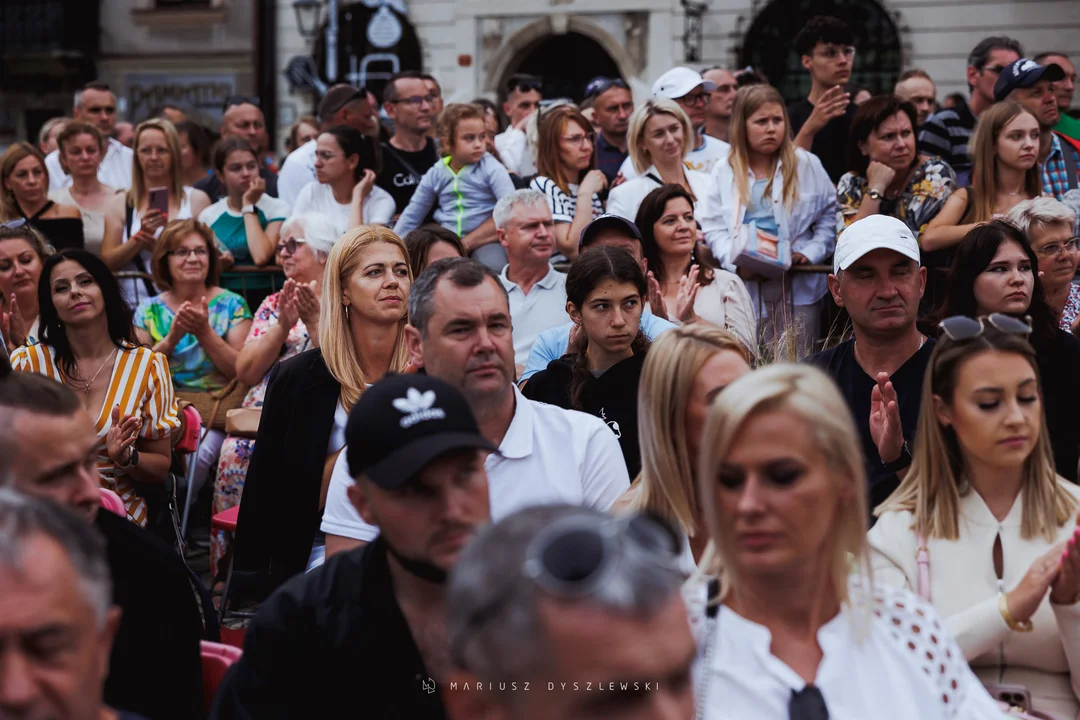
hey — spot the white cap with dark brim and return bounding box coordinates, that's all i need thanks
[833,215,921,274]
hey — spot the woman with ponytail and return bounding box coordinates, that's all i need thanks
[521,245,648,476]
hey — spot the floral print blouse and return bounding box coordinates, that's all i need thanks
[837,157,957,238]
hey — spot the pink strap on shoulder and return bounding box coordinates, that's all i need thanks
[915,532,931,602]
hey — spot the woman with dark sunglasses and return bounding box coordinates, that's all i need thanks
[693,363,1004,718]
[872,317,1080,719]
[936,219,1080,482]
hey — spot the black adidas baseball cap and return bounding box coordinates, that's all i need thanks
[345,374,497,490]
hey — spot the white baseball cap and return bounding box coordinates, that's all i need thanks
[833,215,921,274]
[652,67,716,100]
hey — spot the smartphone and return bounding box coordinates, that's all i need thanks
[148,187,169,216]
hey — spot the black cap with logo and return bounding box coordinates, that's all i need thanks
[345,374,497,490]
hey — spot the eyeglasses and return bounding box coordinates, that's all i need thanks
[506,75,542,95]
[584,76,627,99]
[223,95,261,113]
[938,313,1032,342]
[678,91,710,107]
[169,247,209,260]
[560,131,596,147]
[815,45,856,60]
[1034,238,1080,258]
[450,513,679,665]
[276,238,308,255]
[390,93,437,107]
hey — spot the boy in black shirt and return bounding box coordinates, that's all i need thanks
[788,16,858,182]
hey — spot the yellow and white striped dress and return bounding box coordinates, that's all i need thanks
[11,342,181,526]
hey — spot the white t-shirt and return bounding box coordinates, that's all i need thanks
[277,139,318,209]
[320,386,631,541]
[619,133,728,180]
[291,181,395,237]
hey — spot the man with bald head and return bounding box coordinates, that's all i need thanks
[278,83,377,207]
[894,69,937,127]
[195,96,280,202]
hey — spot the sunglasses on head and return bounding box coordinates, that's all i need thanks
[450,513,679,666]
[938,313,1032,342]
[584,77,627,99]
[0,219,27,230]
[223,95,261,113]
[507,75,542,95]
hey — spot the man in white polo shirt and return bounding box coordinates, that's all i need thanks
[320,257,630,556]
[494,189,570,373]
[45,81,134,191]
[618,67,729,181]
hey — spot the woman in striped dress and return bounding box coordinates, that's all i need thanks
[11,249,180,526]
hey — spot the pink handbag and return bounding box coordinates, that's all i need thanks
[914,534,1063,720]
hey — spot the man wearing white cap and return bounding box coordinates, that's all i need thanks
[618,67,729,181]
[806,215,931,509]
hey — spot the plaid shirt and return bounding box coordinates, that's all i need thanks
[1042,133,1080,200]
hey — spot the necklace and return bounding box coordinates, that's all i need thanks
[68,348,117,394]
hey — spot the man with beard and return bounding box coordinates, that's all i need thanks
[212,374,494,719]
[702,67,737,143]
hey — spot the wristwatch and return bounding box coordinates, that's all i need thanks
[867,188,884,201]
[116,447,140,472]
[881,441,911,474]
[241,204,256,215]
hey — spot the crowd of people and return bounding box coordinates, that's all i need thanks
[2,13,1080,719]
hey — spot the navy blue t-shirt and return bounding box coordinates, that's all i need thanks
[805,338,935,511]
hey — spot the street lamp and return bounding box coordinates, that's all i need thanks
[292,0,323,41]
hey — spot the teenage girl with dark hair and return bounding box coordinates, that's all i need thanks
[522,245,649,476]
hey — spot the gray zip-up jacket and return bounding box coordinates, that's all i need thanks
[392,153,515,237]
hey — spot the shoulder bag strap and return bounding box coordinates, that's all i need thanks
[381,142,424,180]
[915,532,931,601]
[694,579,721,720]
[1060,134,1079,191]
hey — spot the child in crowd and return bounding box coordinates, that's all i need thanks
[392,103,515,238]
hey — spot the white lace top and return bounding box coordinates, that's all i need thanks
[694,580,1006,719]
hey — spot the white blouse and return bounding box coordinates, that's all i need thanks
[870,483,1080,719]
[695,581,1005,719]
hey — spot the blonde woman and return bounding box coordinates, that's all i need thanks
[50,122,119,257]
[922,102,1042,254]
[101,119,212,306]
[232,225,413,590]
[613,323,752,573]
[871,318,1080,719]
[699,85,837,359]
[693,364,1004,719]
[605,98,713,222]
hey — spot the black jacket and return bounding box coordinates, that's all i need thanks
[1034,329,1080,482]
[97,510,204,720]
[232,348,340,596]
[522,352,645,478]
[211,538,446,719]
